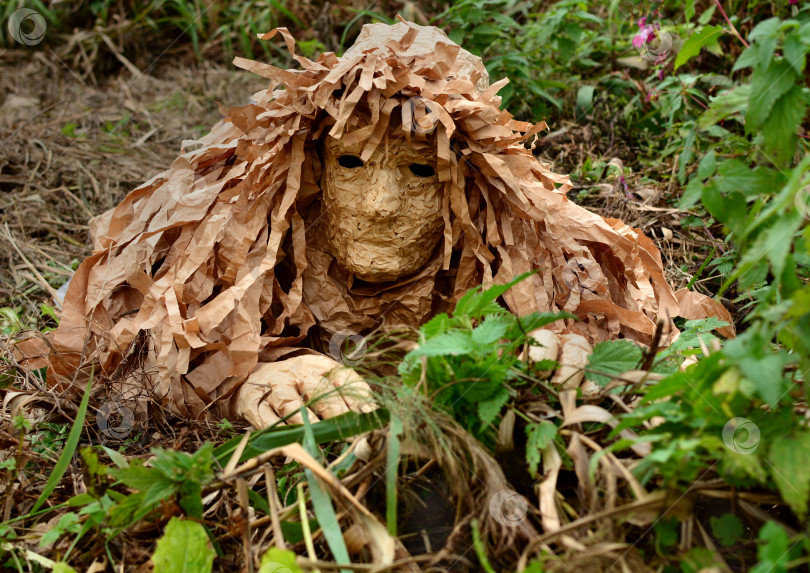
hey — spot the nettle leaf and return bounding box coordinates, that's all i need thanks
[471,314,511,346]
[674,25,724,71]
[477,388,511,427]
[762,86,806,167]
[710,513,744,547]
[525,421,557,475]
[767,432,810,519]
[152,518,215,573]
[453,271,535,319]
[748,17,780,67]
[421,313,451,339]
[586,340,642,386]
[746,60,796,134]
[698,84,751,129]
[411,331,474,357]
[783,32,806,74]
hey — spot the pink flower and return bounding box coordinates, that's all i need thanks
[633,24,658,48]
[638,16,647,28]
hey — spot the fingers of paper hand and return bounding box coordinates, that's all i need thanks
[238,355,375,428]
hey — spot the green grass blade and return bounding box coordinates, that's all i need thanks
[31,369,94,514]
[301,412,352,573]
[214,409,388,465]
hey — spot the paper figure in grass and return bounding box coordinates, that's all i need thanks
[50,22,731,427]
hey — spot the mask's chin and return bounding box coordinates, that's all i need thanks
[334,237,432,283]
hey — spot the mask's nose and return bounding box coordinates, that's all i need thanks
[362,166,400,219]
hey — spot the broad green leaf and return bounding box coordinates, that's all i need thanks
[412,331,474,357]
[471,314,510,346]
[767,432,810,519]
[152,518,215,573]
[453,271,535,319]
[585,340,642,386]
[260,548,303,573]
[751,522,791,573]
[783,32,806,74]
[53,565,79,573]
[674,25,724,70]
[477,388,511,427]
[710,514,743,547]
[575,85,595,117]
[525,421,557,476]
[746,60,796,134]
[698,84,751,129]
[762,86,806,167]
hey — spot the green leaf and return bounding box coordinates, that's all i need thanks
[471,315,510,346]
[746,60,796,134]
[762,86,806,167]
[698,84,751,129]
[585,340,642,386]
[260,548,304,573]
[53,564,79,573]
[674,25,724,71]
[39,512,81,547]
[768,432,810,519]
[152,518,215,573]
[783,32,806,74]
[386,415,402,537]
[525,421,557,476]
[477,388,511,427]
[710,514,743,547]
[411,331,475,357]
[301,414,352,573]
[575,85,595,117]
[751,522,791,573]
[214,410,387,465]
[453,271,536,319]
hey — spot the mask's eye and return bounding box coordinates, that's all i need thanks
[409,164,435,177]
[338,154,364,168]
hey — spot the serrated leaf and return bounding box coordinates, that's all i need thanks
[477,388,511,427]
[674,25,724,70]
[453,271,535,319]
[411,331,474,357]
[698,84,751,129]
[746,60,796,134]
[525,421,557,475]
[152,518,215,573]
[783,33,806,74]
[767,432,810,519]
[585,340,643,386]
[471,315,510,346]
[710,513,743,547]
[762,86,806,167]
[420,313,450,338]
[752,522,790,573]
